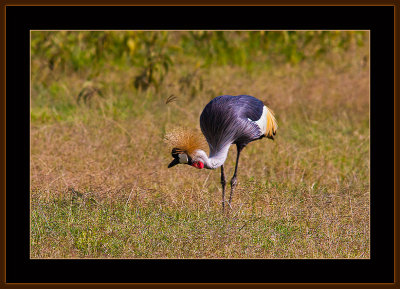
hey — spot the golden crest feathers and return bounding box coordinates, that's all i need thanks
[164,127,207,157]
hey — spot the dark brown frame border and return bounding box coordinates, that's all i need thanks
[1,1,397,287]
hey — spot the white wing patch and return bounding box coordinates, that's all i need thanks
[248,106,268,135]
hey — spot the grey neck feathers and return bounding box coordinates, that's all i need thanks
[193,144,231,169]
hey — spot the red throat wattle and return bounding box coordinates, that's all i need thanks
[192,161,204,169]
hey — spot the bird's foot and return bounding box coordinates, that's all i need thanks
[221,200,233,214]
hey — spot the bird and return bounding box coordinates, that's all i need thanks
[165,94,278,212]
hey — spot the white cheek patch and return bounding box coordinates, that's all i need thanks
[178,154,189,164]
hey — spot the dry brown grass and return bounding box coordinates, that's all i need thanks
[30,43,369,258]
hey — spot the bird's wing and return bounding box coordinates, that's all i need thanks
[248,105,278,139]
[264,106,278,139]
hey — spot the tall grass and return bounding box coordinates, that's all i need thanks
[31,31,366,91]
[30,31,369,258]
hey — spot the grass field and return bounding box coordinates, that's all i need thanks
[30,31,370,258]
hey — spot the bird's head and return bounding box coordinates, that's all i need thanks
[167,148,205,169]
[164,127,208,170]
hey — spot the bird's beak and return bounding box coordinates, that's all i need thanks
[168,158,180,168]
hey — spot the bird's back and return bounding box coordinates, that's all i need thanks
[200,95,265,155]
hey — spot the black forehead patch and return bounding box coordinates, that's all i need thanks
[171,147,185,158]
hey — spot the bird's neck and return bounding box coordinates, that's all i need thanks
[194,145,231,170]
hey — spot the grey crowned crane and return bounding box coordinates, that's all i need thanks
[166,95,278,212]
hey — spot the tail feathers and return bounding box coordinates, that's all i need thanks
[265,106,278,140]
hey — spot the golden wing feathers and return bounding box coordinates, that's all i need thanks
[265,106,278,139]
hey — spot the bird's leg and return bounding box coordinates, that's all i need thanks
[221,165,227,213]
[229,144,244,209]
